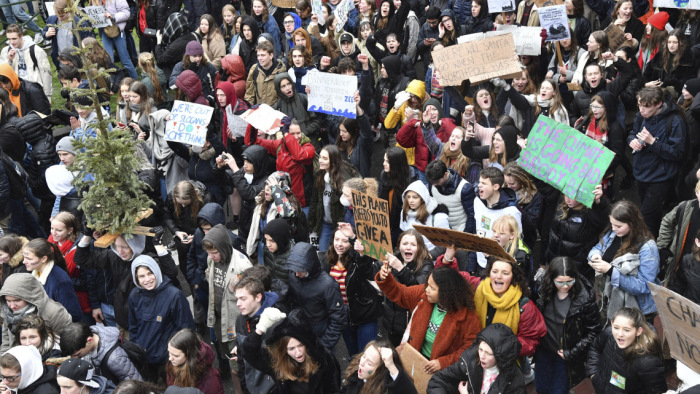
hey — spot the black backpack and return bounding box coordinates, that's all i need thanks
[0,151,27,198]
[99,337,148,383]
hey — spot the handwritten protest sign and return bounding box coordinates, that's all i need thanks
[495,25,543,55]
[488,0,516,12]
[311,0,325,25]
[239,104,286,135]
[306,72,357,118]
[604,24,635,52]
[399,344,431,394]
[650,283,700,374]
[413,225,515,263]
[535,0,563,7]
[226,114,249,138]
[82,6,112,28]
[433,33,522,85]
[655,0,700,8]
[517,115,614,207]
[333,0,354,32]
[539,5,570,41]
[271,0,296,8]
[165,100,214,147]
[352,191,392,260]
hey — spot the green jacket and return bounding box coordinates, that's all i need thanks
[657,199,694,284]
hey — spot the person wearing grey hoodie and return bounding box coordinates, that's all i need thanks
[129,255,194,382]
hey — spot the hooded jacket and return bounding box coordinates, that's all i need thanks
[385,79,427,130]
[569,58,633,125]
[0,63,51,117]
[6,345,60,394]
[430,168,477,234]
[203,224,252,342]
[240,308,342,394]
[273,73,321,139]
[220,54,248,98]
[169,60,217,100]
[229,145,272,241]
[174,69,209,105]
[0,236,28,288]
[427,323,525,394]
[373,56,411,128]
[238,17,262,71]
[379,166,430,245]
[90,324,143,383]
[399,180,451,250]
[262,219,294,282]
[129,255,195,364]
[167,131,226,204]
[282,13,303,55]
[166,341,223,394]
[0,274,72,353]
[285,243,346,349]
[0,36,52,99]
[155,13,199,79]
[244,56,287,106]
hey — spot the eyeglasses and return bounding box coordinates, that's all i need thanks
[1,373,21,383]
[590,105,603,110]
[283,20,295,24]
[554,279,576,287]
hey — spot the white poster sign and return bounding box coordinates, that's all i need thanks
[496,25,542,55]
[333,0,354,31]
[239,104,287,135]
[488,0,516,12]
[538,5,570,41]
[306,72,357,118]
[165,100,214,147]
[311,0,325,25]
[83,6,113,28]
[654,0,700,8]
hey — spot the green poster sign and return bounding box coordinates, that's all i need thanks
[517,115,615,207]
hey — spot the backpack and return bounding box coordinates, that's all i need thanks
[0,151,28,198]
[99,337,148,383]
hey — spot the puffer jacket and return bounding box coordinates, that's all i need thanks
[586,327,667,393]
[90,324,142,382]
[545,196,610,281]
[175,69,209,105]
[536,276,602,388]
[263,241,293,283]
[220,54,247,99]
[228,145,272,241]
[16,113,58,200]
[166,341,223,394]
[286,243,347,349]
[103,0,130,31]
[427,323,525,394]
[0,273,72,353]
[0,115,25,162]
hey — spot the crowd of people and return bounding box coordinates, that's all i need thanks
[0,0,700,391]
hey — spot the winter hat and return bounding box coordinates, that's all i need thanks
[684,78,700,97]
[262,218,292,253]
[381,55,402,79]
[58,359,100,388]
[647,11,669,31]
[423,98,444,120]
[495,125,521,160]
[6,346,43,390]
[56,136,77,155]
[440,9,456,23]
[45,164,75,197]
[185,41,204,56]
[339,32,354,44]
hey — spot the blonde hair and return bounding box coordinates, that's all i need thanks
[138,53,165,103]
[492,215,521,257]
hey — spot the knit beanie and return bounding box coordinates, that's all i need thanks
[56,136,77,155]
[185,41,204,56]
[647,11,669,31]
[423,98,444,120]
[684,78,700,97]
[262,218,291,253]
[495,125,521,160]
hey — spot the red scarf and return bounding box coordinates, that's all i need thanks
[139,6,147,34]
[48,235,77,276]
[638,36,659,70]
[585,117,608,144]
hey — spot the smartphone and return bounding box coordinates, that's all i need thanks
[144,28,157,37]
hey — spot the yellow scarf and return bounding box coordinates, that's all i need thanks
[473,277,522,335]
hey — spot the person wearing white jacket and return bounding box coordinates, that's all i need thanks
[0,25,53,101]
[399,180,450,254]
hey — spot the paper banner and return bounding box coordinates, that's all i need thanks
[306,72,357,118]
[239,104,286,135]
[604,24,635,52]
[538,5,571,41]
[654,0,700,8]
[517,115,614,207]
[165,100,214,147]
[488,0,516,12]
[433,33,522,86]
[650,283,700,374]
[82,6,112,28]
[352,191,392,260]
[535,0,563,7]
[495,25,543,55]
[413,225,515,263]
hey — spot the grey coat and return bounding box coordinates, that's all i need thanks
[90,324,142,382]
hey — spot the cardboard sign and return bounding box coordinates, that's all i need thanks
[488,0,516,12]
[433,33,522,86]
[517,115,614,208]
[306,72,357,118]
[413,225,515,263]
[538,5,570,41]
[311,0,325,25]
[604,24,635,52]
[654,0,700,8]
[82,6,112,28]
[398,344,431,394]
[165,100,214,147]
[271,0,296,8]
[495,25,543,55]
[352,191,392,261]
[649,283,700,374]
[239,104,286,135]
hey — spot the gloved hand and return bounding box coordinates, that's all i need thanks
[534,267,546,283]
[490,78,506,88]
[393,91,411,109]
[257,307,287,334]
[151,226,165,246]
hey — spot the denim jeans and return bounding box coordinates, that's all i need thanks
[318,222,334,252]
[342,308,378,358]
[0,0,41,32]
[100,302,117,327]
[534,347,569,393]
[100,30,137,79]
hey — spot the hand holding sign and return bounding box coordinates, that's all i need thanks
[165,100,214,147]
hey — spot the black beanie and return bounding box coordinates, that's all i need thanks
[496,125,521,161]
[684,78,700,97]
[381,55,402,80]
[262,218,291,253]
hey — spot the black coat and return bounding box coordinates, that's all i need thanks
[325,249,383,326]
[0,116,25,162]
[536,276,602,388]
[586,327,667,394]
[228,145,272,241]
[668,253,700,304]
[643,50,696,96]
[18,365,60,394]
[18,79,51,116]
[574,91,627,176]
[154,32,199,80]
[427,323,525,394]
[16,113,58,200]
[569,58,632,125]
[343,367,417,394]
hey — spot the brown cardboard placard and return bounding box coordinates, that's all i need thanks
[604,24,636,52]
[351,191,393,261]
[271,0,297,7]
[413,225,515,263]
[398,343,431,394]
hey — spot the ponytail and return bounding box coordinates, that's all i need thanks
[25,239,70,274]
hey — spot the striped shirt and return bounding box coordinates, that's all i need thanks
[329,263,348,305]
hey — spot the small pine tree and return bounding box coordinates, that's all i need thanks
[56,0,153,235]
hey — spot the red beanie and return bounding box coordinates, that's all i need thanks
[647,11,669,31]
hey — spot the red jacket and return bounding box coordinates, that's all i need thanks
[435,256,547,357]
[220,54,247,99]
[166,341,223,394]
[245,126,315,207]
[374,271,481,370]
[396,118,458,172]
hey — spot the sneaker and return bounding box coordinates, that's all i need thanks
[523,369,535,385]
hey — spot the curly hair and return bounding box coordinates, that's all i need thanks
[430,266,476,312]
[289,45,314,68]
[485,258,530,297]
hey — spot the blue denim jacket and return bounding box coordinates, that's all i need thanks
[588,231,661,316]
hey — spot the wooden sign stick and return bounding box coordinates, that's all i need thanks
[93,208,154,248]
[555,41,564,67]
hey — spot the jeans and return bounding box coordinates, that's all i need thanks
[636,178,673,238]
[100,302,117,327]
[342,308,378,357]
[318,222,334,252]
[0,0,41,32]
[100,30,138,79]
[534,347,569,394]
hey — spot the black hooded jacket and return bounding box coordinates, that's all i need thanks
[285,242,346,349]
[239,16,262,71]
[272,73,321,138]
[229,145,272,241]
[261,218,294,283]
[569,58,633,125]
[427,323,525,394]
